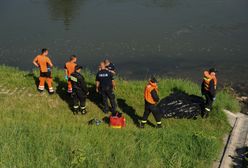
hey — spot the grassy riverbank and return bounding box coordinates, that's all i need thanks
[0,65,240,168]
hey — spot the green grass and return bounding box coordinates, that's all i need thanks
[0,65,240,168]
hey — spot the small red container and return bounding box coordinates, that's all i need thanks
[109,115,126,128]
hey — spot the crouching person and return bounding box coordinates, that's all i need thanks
[140,77,162,128]
[70,65,89,114]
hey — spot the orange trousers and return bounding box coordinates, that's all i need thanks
[67,81,73,93]
[38,77,53,91]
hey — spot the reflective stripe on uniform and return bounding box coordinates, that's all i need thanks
[157,122,162,125]
[203,71,217,91]
[73,106,79,109]
[70,76,78,82]
[80,106,86,110]
[141,120,147,124]
[205,108,210,112]
[49,87,54,92]
[203,77,211,91]
[38,86,45,90]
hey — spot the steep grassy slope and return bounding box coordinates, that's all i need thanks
[0,66,240,168]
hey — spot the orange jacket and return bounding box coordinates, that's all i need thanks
[64,61,77,77]
[203,71,217,91]
[144,81,159,105]
[33,55,52,73]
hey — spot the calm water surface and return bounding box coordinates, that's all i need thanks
[0,0,247,94]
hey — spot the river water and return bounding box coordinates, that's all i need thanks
[0,0,248,95]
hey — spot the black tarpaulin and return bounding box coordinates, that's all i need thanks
[158,91,205,119]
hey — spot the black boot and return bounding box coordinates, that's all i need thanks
[156,124,162,129]
[49,91,54,95]
[204,111,209,118]
[73,106,79,115]
[38,89,44,93]
[80,106,87,115]
[103,107,109,114]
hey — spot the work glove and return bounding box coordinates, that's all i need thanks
[213,97,216,101]
[47,67,52,72]
[65,75,68,81]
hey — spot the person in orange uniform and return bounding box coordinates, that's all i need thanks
[33,48,54,94]
[140,77,162,128]
[201,68,218,117]
[64,55,77,93]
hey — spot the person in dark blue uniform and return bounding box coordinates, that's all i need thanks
[70,65,89,114]
[96,62,117,114]
[104,59,116,75]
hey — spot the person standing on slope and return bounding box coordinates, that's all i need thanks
[201,68,218,117]
[70,65,89,114]
[96,62,117,115]
[64,55,77,94]
[104,59,116,75]
[140,77,162,128]
[33,48,54,94]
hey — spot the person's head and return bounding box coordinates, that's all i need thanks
[99,61,106,70]
[209,68,217,76]
[104,59,110,66]
[41,48,48,56]
[75,65,82,73]
[150,76,158,84]
[70,55,77,63]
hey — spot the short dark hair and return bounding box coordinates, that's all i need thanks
[150,76,158,83]
[75,65,82,71]
[41,48,48,54]
[70,55,77,61]
[209,68,218,73]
